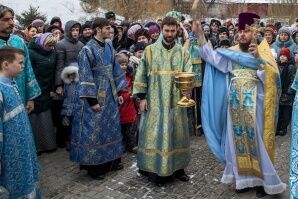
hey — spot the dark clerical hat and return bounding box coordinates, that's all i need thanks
[238,12,260,31]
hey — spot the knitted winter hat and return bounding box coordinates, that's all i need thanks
[278,26,291,37]
[279,47,291,60]
[81,21,92,31]
[31,19,45,28]
[264,24,275,35]
[127,23,142,40]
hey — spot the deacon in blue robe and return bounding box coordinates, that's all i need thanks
[0,77,40,199]
[70,37,126,179]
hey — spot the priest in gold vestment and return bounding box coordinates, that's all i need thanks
[133,16,193,185]
[198,13,286,198]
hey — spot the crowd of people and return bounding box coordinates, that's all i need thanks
[0,3,298,199]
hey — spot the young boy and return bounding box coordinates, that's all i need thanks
[128,42,146,78]
[276,47,297,136]
[117,54,138,153]
[0,46,40,198]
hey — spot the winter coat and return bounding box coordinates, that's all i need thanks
[113,35,127,51]
[55,20,84,86]
[60,66,79,117]
[28,37,56,113]
[79,36,91,45]
[278,61,296,106]
[272,37,297,59]
[119,73,137,124]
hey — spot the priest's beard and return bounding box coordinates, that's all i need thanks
[239,42,250,52]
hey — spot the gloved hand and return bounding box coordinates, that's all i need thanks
[129,56,140,65]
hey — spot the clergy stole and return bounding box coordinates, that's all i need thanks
[229,69,262,178]
[228,40,280,178]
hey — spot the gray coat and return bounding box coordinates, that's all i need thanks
[55,20,84,86]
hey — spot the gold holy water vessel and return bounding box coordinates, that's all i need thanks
[174,72,196,108]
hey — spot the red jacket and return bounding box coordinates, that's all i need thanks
[119,73,137,124]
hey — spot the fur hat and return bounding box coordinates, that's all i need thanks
[61,65,79,84]
[210,19,221,27]
[134,28,150,40]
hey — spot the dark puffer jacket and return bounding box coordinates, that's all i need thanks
[28,37,56,113]
[278,61,297,106]
[55,20,84,86]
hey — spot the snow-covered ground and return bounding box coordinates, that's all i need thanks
[0,0,104,24]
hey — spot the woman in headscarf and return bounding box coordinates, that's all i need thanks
[28,33,57,155]
[145,21,160,44]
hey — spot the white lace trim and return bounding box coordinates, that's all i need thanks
[221,174,287,195]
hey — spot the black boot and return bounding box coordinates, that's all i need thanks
[138,169,149,177]
[174,169,190,182]
[148,172,173,186]
[256,186,268,198]
[235,187,252,193]
[276,130,287,136]
[112,163,124,171]
[88,173,105,180]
